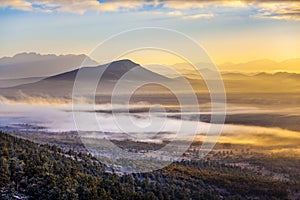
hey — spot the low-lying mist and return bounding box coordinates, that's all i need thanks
[0,100,299,153]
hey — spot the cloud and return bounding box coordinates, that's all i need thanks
[0,92,71,105]
[0,0,143,14]
[162,0,248,10]
[43,0,102,14]
[183,13,214,19]
[254,2,300,21]
[166,10,214,20]
[162,0,300,21]
[0,0,300,21]
[167,10,183,16]
[0,0,33,11]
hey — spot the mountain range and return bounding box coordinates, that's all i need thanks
[0,52,98,80]
[219,58,300,73]
[0,53,299,102]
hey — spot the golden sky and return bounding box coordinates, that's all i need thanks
[0,0,300,72]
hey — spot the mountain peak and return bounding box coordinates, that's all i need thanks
[102,59,139,76]
[108,59,139,68]
[42,58,168,82]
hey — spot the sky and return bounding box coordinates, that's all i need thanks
[0,0,300,66]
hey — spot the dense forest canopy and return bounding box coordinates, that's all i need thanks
[0,131,296,199]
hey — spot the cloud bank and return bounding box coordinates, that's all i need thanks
[0,0,300,21]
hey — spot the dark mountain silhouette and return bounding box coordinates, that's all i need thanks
[44,59,168,82]
[0,59,171,98]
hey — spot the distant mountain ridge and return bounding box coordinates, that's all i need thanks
[0,52,98,79]
[221,71,300,80]
[219,58,300,73]
[0,54,299,98]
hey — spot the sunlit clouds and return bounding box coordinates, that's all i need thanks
[0,0,32,11]
[1,0,300,21]
[255,2,300,21]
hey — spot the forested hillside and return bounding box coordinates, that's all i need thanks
[0,131,290,199]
